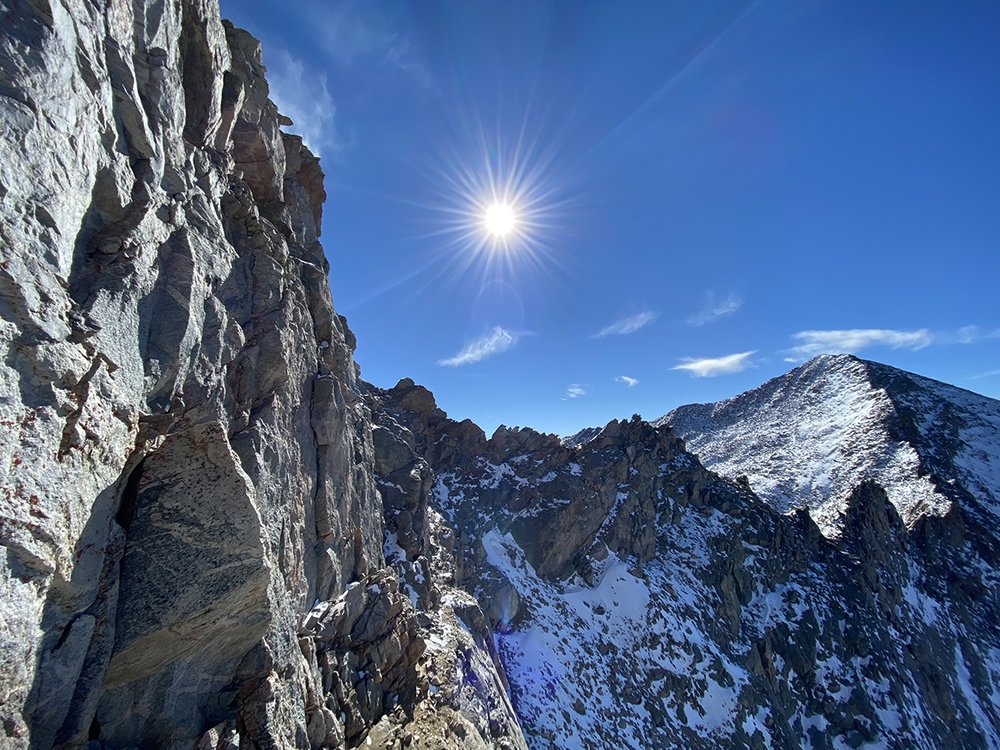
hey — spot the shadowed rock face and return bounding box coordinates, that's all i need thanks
[2,3,998,750]
[99,423,272,742]
[0,3,522,748]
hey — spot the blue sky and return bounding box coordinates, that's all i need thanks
[221,0,1000,437]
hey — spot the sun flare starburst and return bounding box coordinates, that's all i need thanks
[381,113,576,311]
[484,202,517,237]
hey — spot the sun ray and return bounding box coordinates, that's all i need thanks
[356,98,586,316]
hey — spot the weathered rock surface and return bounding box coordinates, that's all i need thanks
[0,2,521,748]
[2,2,998,749]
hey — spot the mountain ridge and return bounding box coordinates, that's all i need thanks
[1,2,998,748]
[377,367,1000,748]
[660,353,1000,538]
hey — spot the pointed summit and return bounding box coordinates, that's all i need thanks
[660,356,1000,536]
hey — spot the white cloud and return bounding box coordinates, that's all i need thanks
[784,328,932,361]
[306,2,432,86]
[265,49,337,155]
[672,351,756,378]
[564,384,586,399]
[438,327,519,366]
[952,325,1000,345]
[615,375,639,387]
[686,292,742,327]
[592,311,658,338]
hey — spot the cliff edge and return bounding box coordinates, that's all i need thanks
[0,3,522,748]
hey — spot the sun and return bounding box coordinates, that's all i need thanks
[484,202,517,238]
[416,123,569,282]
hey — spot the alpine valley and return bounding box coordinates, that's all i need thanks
[0,2,997,749]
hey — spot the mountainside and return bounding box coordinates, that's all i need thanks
[381,378,1000,749]
[1,3,998,749]
[659,354,1000,539]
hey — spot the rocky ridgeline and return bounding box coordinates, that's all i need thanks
[376,377,999,748]
[660,354,1000,539]
[1,2,998,749]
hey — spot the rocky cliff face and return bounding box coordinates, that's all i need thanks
[0,3,521,748]
[2,3,998,750]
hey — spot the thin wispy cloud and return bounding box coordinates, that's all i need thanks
[783,328,932,362]
[564,384,586,399]
[592,311,658,338]
[585,1,762,155]
[951,325,1000,345]
[305,2,431,87]
[266,48,337,155]
[615,375,639,387]
[439,327,519,366]
[971,367,1000,380]
[686,292,742,327]
[672,351,756,378]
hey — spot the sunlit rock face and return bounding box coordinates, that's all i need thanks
[0,3,522,748]
[2,2,998,749]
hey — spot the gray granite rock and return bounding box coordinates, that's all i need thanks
[0,3,522,748]
[2,2,997,749]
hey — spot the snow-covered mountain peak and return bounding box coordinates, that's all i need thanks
[383,361,1000,749]
[660,355,1000,537]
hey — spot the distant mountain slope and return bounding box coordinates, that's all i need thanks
[659,354,1000,537]
[379,378,1000,750]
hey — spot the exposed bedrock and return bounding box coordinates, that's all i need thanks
[0,2,522,748]
[1,2,997,749]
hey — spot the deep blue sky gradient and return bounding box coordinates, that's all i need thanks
[221,0,1000,436]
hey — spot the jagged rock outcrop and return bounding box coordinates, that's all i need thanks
[377,376,1000,749]
[2,2,998,749]
[0,3,521,748]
